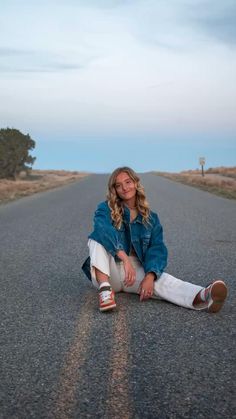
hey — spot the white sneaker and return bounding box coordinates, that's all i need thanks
[204,280,228,313]
[99,285,116,312]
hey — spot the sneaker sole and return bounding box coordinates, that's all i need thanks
[100,303,117,312]
[208,280,228,313]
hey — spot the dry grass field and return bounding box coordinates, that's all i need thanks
[0,170,90,204]
[152,167,236,199]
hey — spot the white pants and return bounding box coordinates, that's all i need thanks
[88,239,204,310]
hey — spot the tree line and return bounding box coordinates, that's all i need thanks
[0,128,36,180]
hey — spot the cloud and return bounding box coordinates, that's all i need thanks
[81,0,133,7]
[1,0,235,141]
[0,47,95,73]
[110,0,236,51]
[186,0,236,46]
[60,0,136,8]
[0,47,32,56]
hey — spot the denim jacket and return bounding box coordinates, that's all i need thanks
[82,200,168,281]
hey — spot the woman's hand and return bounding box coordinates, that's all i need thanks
[117,250,136,287]
[138,273,155,301]
[123,259,136,287]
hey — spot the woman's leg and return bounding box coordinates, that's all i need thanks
[154,273,227,311]
[88,239,123,312]
[119,257,202,309]
[153,272,203,310]
[88,239,122,292]
[119,257,201,310]
[88,241,227,312]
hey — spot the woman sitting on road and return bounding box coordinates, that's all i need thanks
[82,166,227,313]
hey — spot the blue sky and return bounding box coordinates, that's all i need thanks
[0,0,235,172]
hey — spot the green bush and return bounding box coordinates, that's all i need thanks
[0,128,36,179]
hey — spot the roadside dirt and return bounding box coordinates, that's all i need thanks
[0,170,90,204]
[187,173,236,182]
[153,168,236,200]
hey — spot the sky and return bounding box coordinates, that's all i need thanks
[0,0,236,173]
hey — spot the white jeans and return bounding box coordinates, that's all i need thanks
[88,239,204,310]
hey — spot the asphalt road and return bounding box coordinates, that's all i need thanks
[0,174,235,419]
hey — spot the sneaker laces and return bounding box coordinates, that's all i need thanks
[100,289,112,303]
[204,285,211,302]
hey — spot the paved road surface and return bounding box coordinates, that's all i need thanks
[0,174,235,419]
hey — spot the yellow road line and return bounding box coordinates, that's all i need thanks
[53,291,95,419]
[105,299,133,419]
[53,292,133,419]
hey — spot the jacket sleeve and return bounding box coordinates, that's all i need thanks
[143,213,168,277]
[88,202,124,257]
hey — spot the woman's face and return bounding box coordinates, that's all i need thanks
[114,172,137,203]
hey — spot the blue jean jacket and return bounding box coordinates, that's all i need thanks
[82,200,168,281]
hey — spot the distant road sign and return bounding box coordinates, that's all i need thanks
[199,157,205,166]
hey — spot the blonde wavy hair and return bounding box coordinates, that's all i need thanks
[107,167,150,229]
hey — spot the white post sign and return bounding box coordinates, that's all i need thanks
[199,157,205,177]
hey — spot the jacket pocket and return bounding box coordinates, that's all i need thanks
[142,234,151,252]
